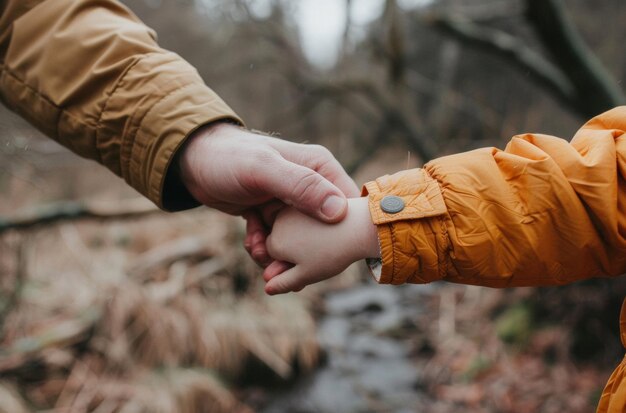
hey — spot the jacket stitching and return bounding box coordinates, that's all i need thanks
[389,223,397,284]
[95,51,160,165]
[439,215,449,280]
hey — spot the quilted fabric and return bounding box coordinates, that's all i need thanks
[364,107,626,411]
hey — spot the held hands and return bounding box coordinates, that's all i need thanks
[177,122,360,266]
[262,198,380,295]
[177,121,377,294]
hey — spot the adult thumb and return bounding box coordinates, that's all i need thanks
[260,156,349,223]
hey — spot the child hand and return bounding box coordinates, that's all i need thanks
[263,197,380,295]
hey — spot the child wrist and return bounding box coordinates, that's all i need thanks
[349,197,381,260]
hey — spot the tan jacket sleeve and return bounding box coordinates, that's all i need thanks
[0,0,242,210]
[363,106,626,287]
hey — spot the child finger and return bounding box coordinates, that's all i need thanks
[265,266,305,295]
[263,260,293,282]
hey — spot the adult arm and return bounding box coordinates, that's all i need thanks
[0,0,243,210]
[0,0,359,252]
[363,107,626,287]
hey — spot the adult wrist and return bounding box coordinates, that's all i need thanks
[176,121,240,200]
[162,119,242,211]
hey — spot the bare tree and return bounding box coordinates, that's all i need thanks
[431,0,625,118]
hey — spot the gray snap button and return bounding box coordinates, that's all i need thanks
[380,195,405,214]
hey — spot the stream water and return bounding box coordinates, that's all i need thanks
[261,280,436,413]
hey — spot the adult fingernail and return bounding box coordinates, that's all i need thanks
[252,248,266,260]
[321,195,346,220]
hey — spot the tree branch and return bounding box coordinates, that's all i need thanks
[302,79,439,161]
[525,0,625,115]
[0,199,160,234]
[431,15,579,113]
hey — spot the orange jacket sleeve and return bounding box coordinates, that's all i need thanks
[363,107,626,287]
[0,0,242,210]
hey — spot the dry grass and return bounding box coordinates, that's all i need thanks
[0,209,320,413]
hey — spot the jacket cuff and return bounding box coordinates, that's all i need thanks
[130,84,242,211]
[362,168,448,284]
[98,52,242,210]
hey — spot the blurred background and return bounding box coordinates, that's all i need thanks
[2,0,626,412]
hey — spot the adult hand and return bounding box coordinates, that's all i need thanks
[176,122,360,266]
